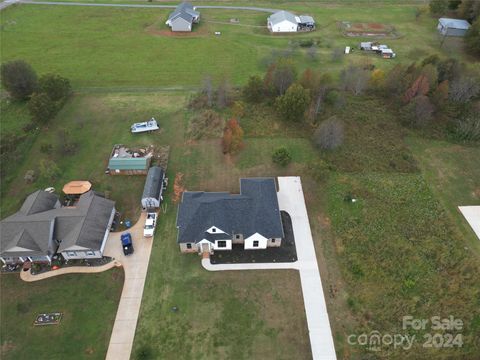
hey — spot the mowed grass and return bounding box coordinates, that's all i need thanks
[0,269,124,360]
[407,137,480,250]
[0,92,184,219]
[0,93,313,359]
[2,2,476,88]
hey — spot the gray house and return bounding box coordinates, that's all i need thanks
[437,18,471,36]
[141,166,165,210]
[0,190,115,265]
[176,178,284,254]
[166,2,200,32]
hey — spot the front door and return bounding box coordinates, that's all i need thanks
[201,243,210,254]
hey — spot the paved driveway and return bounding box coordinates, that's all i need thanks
[103,212,154,360]
[202,177,336,360]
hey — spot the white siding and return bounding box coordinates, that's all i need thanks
[244,233,268,250]
[213,239,232,251]
[270,20,298,32]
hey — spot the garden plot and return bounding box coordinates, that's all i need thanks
[340,21,397,38]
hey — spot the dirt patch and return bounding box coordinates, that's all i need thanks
[84,347,95,355]
[1,340,16,355]
[340,21,397,38]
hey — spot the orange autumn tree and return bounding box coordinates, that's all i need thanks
[172,172,185,203]
[222,118,244,154]
[404,74,430,103]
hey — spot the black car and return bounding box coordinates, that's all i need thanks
[121,233,134,256]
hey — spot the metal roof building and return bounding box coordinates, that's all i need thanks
[437,18,471,36]
[141,166,165,209]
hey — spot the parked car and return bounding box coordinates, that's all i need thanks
[130,118,159,134]
[121,233,134,255]
[143,212,157,238]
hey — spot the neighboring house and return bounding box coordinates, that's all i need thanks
[108,144,152,175]
[166,2,200,32]
[0,190,115,265]
[268,11,299,32]
[176,178,284,254]
[141,166,165,210]
[437,18,471,36]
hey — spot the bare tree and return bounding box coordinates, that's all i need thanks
[216,78,230,109]
[449,75,480,102]
[202,75,213,107]
[340,65,370,95]
[314,116,344,150]
[402,95,435,128]
[272,59,297,95]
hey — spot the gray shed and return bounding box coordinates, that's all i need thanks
[141,167,165,210]
[437,18,471,37]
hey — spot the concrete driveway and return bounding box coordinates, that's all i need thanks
[202,177,337,360]
[103,212,154,360]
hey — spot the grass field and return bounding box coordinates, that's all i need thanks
[0,269,124,360]
[2,2,475,88]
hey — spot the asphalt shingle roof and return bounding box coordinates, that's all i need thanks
[176,178,284,244]
[268,10,298,26]
[0,190,115,258]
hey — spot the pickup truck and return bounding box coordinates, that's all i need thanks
[131,118,159,134]
[121,233,134,256]
[143,212,157,238]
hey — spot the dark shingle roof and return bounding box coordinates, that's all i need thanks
[0,190,115,257]
[176,178,284,244]
[142,166,165,201]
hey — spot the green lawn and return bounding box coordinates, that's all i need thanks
[0,269,124,360]
[407,137,480,251]
[2,2,476,88]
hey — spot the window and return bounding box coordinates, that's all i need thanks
[253,240,259,247]
[86,251,95,256]
[67,252,76,257]
[217,241,227,248]
[186,243,192,249]
[212,228,216,233]
[236,234,241,239]
[271,239,276,243]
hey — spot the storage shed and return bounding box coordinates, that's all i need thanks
[437,18,471,37]
[108,144,153,175]
[141,167,165,210]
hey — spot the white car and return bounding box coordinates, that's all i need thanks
[143,213,157,238]
[131,118,159,134]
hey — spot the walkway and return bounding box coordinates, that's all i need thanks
[14,0,279,13]
[20,260,121,282]
[103,212,155,360]
[202,177,337,360]
[459,206,480,241]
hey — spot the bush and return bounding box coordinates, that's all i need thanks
[452,112,480,141]
[314,116,344,150]
[299,39,314,47]
[429,0,448,15]
[187,110,224,140]
[243,75,264,103]
[40,143,53,154]
[28,92,58,124]
[0,60,38,100]
[272,147,292,166]
[39,159,60,181]
[465,18,480,57]
[401,95,435,128]
[38,74,72,102]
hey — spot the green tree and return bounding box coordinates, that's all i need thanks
[275,83,310,122]
[38,74,72,102]
[272,147,292,167]
[28,92,58,124]
[465,18,480,57]
[243,75,264,103]
[429,0,448,15]
[0,60,38,100]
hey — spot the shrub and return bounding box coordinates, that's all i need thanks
[39,159,60,181]
[40,143,53,154]
[314,116,344,150]
[187,110,224,140]
[222,118,244,154]
[272,147,292,167]
[28,92,58,124]
[429,0,448,15]
[465,18,480,57]
[0,60,38,100]
[401,95,435,128]
[452,112,480,141]
[299,39,314,47]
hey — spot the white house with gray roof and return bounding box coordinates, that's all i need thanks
[176,178,284,254]
[0,190,115,265]
[267,10,315,33]
[166,2,200,32]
